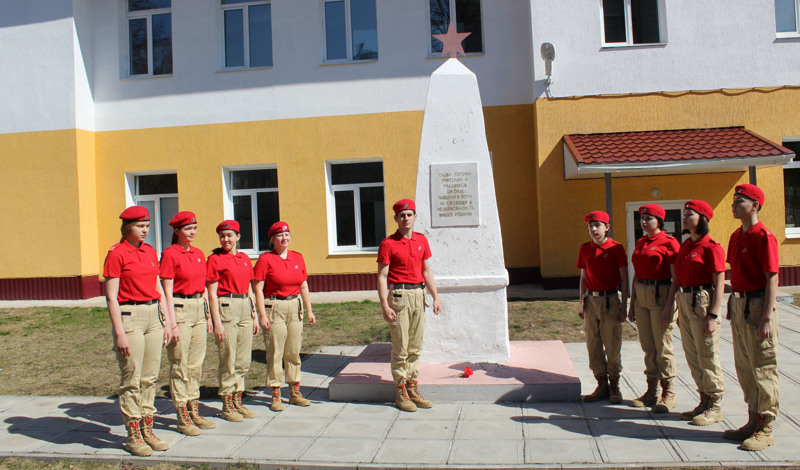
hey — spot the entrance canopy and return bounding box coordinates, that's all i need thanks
[564,127,795,179]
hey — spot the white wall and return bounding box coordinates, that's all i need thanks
[530,0,800,98]
[0,2,78,134]
[88,0,534,131]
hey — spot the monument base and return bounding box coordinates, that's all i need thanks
[328,341,580,403]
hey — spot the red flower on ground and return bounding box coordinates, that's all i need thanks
[462,366,473,378]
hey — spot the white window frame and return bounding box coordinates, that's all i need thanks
[125,1,173,77]
[222,165,279,257]
[325,159,385,254]
[321,0,379,64]
[599,0,667,48]
[427,0,484,57]
[125,171,178,254]
[220,0,273,70]
[783,138,800,238]
[776,0,800,38]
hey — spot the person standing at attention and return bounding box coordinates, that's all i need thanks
[577,211,629,403]
[377,199,442,412]
[725,184,780,451]
[628,204,680,413]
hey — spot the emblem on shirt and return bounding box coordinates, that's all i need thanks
[295,265,299,269]
[418,246,422,251]
[742,247,748,253]
[151,262,155,266]
[603,253,608,258]
[197,258,202,262]
[691,252,698,258]
[650,247,656,251]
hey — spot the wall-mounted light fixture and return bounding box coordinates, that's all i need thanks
[540,42,555,89]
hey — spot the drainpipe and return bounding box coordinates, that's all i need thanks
[749,166,757,185]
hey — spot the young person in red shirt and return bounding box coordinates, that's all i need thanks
[666,200,726,426]
[724,184,780,451]
[160,211,215,435]
[104,206,174,456]
[377,199,441,412]
[206,220,259,422]
[628,204,680,412]
[577,211,629,403]
[254,221,316,412]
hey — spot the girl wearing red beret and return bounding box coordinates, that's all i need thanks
[206,220,259,422]
[628,204,680,412]
[104,206,175,456]
[160,211,216,435]
[254,221,316,411]
[664,200,726,425]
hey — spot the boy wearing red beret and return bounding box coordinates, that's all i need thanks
[577,211,629,403]
[725,184,780,451]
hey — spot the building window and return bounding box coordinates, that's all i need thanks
[776,0,800,36]
[323,0,378,62]
[127,0,173,76]
[131,173,179,253]
[601,0,664,46]
[222,0,273,68]
[430,0,483,55]
[225,167,280,253]
[327,161,386,252]
[783,140,800,237]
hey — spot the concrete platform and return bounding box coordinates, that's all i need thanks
[329,341,581,403]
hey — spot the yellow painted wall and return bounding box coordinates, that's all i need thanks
[75,129,99,275]
[0,130,84,277]
[534,87,800,279]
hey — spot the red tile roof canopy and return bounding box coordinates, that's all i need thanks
[563,127,795,179]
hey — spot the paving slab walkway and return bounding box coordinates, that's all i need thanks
[1,298,800,468]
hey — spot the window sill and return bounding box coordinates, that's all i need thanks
[776,32,800,40]
[426,51,484,59]
[600,42,667,50]
[785,228,800,239]
[217,66,273,73]
[121,73,174,81]
[321,58,378,66]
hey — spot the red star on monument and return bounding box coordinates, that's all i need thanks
[432,22,471,59]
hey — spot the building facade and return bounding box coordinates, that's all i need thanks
[1,0,798,298]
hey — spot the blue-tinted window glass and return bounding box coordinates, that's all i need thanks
[631,0,660,43]
[152,13,172,75]
[225,9,245,67]
[256,191,280,251]
[334,190,357,246]
[325,1,347,60]
[129,18,148,75]
[776,0,798,32]
[455,0,481,53]
[430,0,450,53]
[359,186,385,247]
[129,0,170,12]
[330,162,383,185]
[350,0,378,60]
[249,4,273,67]
[233,195,254,250]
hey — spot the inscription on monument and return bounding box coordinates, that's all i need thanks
[431,162,479,227]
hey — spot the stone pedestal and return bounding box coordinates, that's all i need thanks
[415,58,510,363]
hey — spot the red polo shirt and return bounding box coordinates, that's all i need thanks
[675,235,726,287]
[254,250,308,297]
[160,244,206,296]
[631,231,680,281]
[206,251,254,296]
[576,238,628,292]
[103,239,160,303]
[377,231,432,284]
[727,222,779,292]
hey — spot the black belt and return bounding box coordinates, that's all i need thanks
[638,279,672,286]
[268,294,299,301]
[119,299,157,306]
[732,289,764,299]
[390,283,425,290]
[219,293,248,298]
[174,293,203,299]
[679,284,712,293]
[587,289,617,297]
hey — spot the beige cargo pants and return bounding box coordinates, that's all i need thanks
[677,289,724,399]
[264,297,304,387]
[167,297,207,406]
[633,282,677,380]
[216,297,253,396]
[583,293,623,378]
[389,287,426,385]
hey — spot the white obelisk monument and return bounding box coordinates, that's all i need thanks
[415,56,510,363]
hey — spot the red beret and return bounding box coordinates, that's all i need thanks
[639,204,665,221]
[216,220,240,233]
[168,211,197,229]
[393,199,416,214]
[268,221,290,238]
[584,211,610,224]
[735,184,765,207]
[685,200,713,220]
[119,206,150,221]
